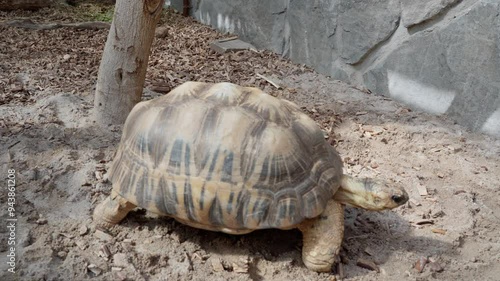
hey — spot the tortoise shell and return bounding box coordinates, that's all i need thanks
[109,82,343,233]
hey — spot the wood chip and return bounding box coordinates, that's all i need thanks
[431,228,447,235]
[95,229,114,241]
[76,240,87,250]
[232,257,250,273]
[356,258,380,272]
[155,25,169,38]
[217,36,239,43]
[363,125,384,135]
[364,246,375,256]
[102,245,111,258]
[256,73,282,89]
[59,232,74,239]
[416,185,428,196]
[431,210,445,218]
[337,262,345,279]
[87,264,102,276]
[414,256,428,273]
[211,258,225,272]
[95,171,103,180]
[113,253,130,267]
[409,198,421,207]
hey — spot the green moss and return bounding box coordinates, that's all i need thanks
[75,3,115,22]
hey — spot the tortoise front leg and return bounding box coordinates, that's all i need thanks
[93,190,137,226]
[297,199,344,272]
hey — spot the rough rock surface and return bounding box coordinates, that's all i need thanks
[364,0,500,135]
[191,0,500,137]
[401,0,460,27]
[338,0,400,64]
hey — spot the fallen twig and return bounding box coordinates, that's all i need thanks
[256,73,282,89]
[1,19,110,30]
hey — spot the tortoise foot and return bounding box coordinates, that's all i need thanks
[298,200,344,272]
[93,190,136,226]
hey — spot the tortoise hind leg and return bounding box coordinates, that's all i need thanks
[297,200,344,272]
[93,190,137,226]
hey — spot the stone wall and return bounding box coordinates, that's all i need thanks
[181,0,500,137]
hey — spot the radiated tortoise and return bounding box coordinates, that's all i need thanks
[94,82,408,272]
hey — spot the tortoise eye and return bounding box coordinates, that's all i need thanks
[391,195,406,204]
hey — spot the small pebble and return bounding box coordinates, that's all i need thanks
[57,251,67,258]
[429,261,444,272]
[79,225,88,236]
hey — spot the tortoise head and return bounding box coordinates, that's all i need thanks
[333,175,409,211]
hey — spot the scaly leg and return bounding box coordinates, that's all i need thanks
[297,199,344,272]
[93,190,137,226]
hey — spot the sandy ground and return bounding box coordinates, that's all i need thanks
[1,4,500,281]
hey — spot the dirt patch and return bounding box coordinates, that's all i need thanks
[1,4,499,281]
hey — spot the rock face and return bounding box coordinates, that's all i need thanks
[189,0,500,137]
[338,0,400,64]
[401,0,460,27]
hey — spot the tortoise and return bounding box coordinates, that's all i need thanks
[93,82,408,272]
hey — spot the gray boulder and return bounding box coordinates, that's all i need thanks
[401,0,460,28]
[364,0,500,134]
[338,0,400,64]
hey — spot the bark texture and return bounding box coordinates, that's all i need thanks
[93,0,165,126]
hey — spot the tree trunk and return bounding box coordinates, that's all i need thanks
[0,0,54,10]
[93,0,165,126]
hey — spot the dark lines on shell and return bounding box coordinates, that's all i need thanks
[258,155,270,183]
[157,177,177,215]
[235,89,252,105]
[221,152,234,183]
[171,182,179,204]
[268,155,290,187]
[240,120,266,182]
[183,181,196,221]
[184,143,192,176]
[135,134,149,158]
[198,183,206,211]
[148,107,175,168]
[167,139,183,175]
[235,190,250,227]
[226,191,235,214]
[206,147,220,181]
[208,197,224,226]
[251,196,270,225]
[133,170,149,210]
[198,152,210,176]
